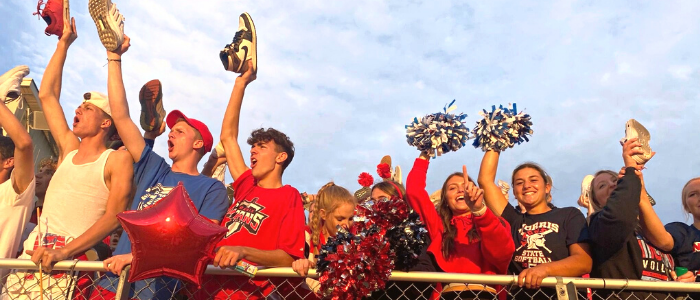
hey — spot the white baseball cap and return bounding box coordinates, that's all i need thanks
[83,92,111,117]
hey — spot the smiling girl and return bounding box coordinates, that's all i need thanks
[291,183,356,292]
[405,151,514,299]
[478,150,591,299]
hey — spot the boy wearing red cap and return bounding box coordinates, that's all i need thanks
[91,20,229,300]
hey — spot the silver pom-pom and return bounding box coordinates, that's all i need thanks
[471,103,533,152]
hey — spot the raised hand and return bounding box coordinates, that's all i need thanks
[622,138,645,169]
[60,17,78,46]
[109,35,131,57]
[462,165,485,213]
[236,60,257,86]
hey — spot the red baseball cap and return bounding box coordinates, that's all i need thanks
[166,110,213,153]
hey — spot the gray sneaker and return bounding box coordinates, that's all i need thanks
[620,119,653,165]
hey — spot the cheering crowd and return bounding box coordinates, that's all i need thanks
[0,0,699,299]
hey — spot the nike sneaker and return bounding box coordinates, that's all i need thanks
[220,12,256,73]
[33,0,66,38]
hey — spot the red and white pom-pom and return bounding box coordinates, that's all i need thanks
[377,163,391,180]
[358,172,374,188]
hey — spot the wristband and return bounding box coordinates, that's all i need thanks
[647,192,656,206]
[472,205,488,217]
[107,58,122,63]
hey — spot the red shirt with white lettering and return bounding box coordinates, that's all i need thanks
[195,169,306,300]
[217,169,305,258]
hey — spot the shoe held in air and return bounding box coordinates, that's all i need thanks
[220,12,257,73]
[0,65,30,103]
[620,119,653,165]
[88,0,125,51]
[139,79,165,132]
[34,0,65,38]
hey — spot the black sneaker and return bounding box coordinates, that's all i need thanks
[219,12,256,73]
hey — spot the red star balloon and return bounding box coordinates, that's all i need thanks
[117,182,226,288]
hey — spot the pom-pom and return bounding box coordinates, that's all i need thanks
[358,172,374,188]
[376,163,391,180]
[405,100,470,158]
[352,197,428,271]
[317,227,394,300]
[352,197,409,234]
[386,211,429,271]
[471,103,533,152]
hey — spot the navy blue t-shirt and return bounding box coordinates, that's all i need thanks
[666,222,700,280]
[97,145,228,299]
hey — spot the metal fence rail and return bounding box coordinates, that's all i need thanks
[1,259,699,300]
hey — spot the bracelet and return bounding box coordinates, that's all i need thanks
[107,58,122,63]
[472,205,488,217]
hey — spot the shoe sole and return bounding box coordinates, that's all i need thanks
[628,119,652,164]
[88,0,119,51]
[242,12,257,73]
[380,155,391,167]
[64,0,70,24]
[139,80,165,132]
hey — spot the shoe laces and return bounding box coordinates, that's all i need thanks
[33,0,45,18]
[231,30,244,51]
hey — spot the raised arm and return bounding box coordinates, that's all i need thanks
[463,166,515,273]
[405,152,443,236]
[477,150,508,216]
[221,62,255,181]
[637,172,674,252]
[37,18,80,162]
[201,150,227,177]
[106,36,145,162]
[588,139,643,249]
[28,150,133,272]
[0,100,34,193]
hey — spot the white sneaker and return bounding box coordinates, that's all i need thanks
[220,12,256,73]
[391,165,402,185]
[214,141,225,158]
[497,180,510,201]
[620,119,653,165]
[578,175,594,208]
[0,65,30,103]
[88,0,124,51]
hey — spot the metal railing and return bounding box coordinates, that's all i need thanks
[1,259,698,300]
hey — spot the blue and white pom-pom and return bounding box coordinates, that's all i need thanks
[471,103,533,152]
[405,100,470,158]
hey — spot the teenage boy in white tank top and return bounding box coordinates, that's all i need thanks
[3,17,133,300]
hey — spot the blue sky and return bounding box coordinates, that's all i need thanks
[2,0,699,224]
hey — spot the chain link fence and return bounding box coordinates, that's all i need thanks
[1,259,698,300]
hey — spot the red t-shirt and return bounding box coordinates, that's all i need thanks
[217,170,305,259]
[196,170,306,300]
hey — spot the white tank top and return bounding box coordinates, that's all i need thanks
[38,149,113,239]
